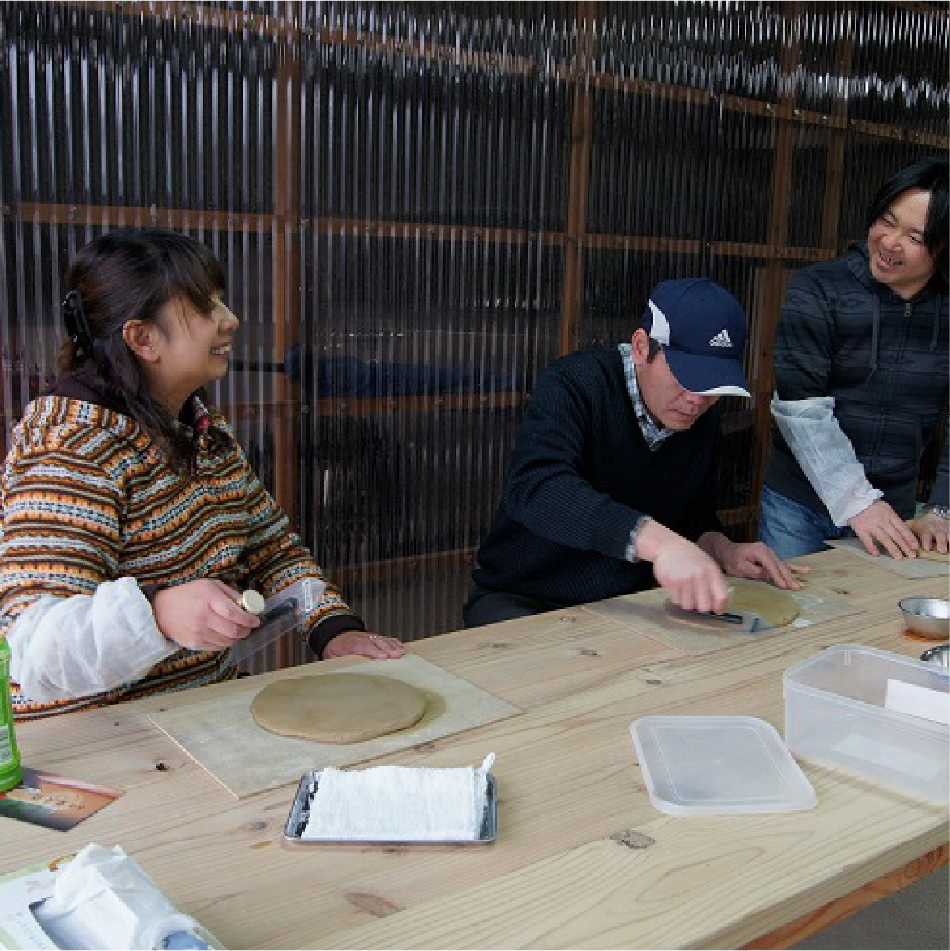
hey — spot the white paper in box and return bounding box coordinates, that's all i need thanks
[784,645,949,806]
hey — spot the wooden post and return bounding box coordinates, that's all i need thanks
[820,25,855,252]
[272,17,301,521]
[559,1,597,356]
[272,10,301,668]
[747,1,802,541]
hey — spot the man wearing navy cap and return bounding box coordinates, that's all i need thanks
[464,278,801,627]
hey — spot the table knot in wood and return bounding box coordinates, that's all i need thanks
[611,830,656,849]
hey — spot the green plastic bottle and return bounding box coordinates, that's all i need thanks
[0,637,22,792]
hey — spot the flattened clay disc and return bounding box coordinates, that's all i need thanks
[665,578,801,630]
[251,673,427,743]
[915,548,950,564]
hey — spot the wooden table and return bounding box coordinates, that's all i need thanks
[2,548,947,949]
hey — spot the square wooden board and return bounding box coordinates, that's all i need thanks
[148,654,521,798]
[826,537,949,579]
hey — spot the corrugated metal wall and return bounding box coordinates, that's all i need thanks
[2,1,947,669]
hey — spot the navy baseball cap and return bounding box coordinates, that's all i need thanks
[641,278,751,396]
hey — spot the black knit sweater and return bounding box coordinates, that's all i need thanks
[472,347,725,607]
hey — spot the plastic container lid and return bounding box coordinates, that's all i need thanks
[630,715,817,816]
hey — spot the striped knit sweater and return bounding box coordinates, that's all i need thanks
[0,369,364,718]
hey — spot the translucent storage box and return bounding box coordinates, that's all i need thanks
[630,716,816,816]
[784,645,949,805]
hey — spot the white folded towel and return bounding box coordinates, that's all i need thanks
[302,753,495,841]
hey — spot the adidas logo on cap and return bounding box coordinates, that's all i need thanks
[708,329,732,348]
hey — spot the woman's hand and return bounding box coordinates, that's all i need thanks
[322,631,405,660]
[152,580,261,651]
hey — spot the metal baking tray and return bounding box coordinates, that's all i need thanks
[283,769,497,845]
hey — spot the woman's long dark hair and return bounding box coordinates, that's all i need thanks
[60,229,227,472]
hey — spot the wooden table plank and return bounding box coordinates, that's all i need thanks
[1,549,945,949]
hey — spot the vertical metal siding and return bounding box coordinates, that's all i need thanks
[1,2,947,671]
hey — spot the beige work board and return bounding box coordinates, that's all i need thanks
[582,578,864,654]
[826,536,950,579]
[148,654,521,798]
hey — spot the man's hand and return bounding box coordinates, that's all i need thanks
[848,500,919,558]
[152,580,261,651]
[636,520,731,614]
[907,511,950,554]
[322,631,406,660]
[699,533,805,590]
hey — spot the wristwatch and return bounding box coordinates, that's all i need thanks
[927,505,950,520]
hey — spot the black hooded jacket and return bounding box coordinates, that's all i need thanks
[765,241,949,518]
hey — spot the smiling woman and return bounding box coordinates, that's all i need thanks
[0,229,404,720]
[125,291,240,418]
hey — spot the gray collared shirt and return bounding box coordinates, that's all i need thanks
[618,343,675,561]
[618,342,675,451]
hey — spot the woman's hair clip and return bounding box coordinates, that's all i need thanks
[62,290,94,361]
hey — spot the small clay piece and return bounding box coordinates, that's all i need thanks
[241,589,266,614]
[251,673,428,743]
[666,577,801,630]
[915,548,949,564]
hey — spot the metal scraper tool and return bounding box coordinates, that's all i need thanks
[698,610,772,632]
[228,597,300,665]
[670,605,772,633]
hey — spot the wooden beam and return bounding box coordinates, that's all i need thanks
[11,202,835,264]
[227,391,525,421]
[741,843,949,950]
[11,203,567,247]
[583,234,832,263]
[327,547,476,585]
[11,203,274,232]
[77,0,298,38]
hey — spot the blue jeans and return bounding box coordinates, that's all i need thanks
[759,485,854,559]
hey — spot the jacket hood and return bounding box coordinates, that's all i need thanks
[842,241,945,375]
[43,363,130,414]
[843,241,876,291]
[41,364,214,433]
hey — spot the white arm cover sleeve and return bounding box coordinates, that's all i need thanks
[771,394,883,527]
[7,577,177,703]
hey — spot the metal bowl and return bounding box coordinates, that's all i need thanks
[899,597,950,639]
[920,644,950,668]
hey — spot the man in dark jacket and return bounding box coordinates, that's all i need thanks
[761,156,949,560]
[464,278,801,627]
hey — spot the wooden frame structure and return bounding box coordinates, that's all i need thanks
[3,1,947,654]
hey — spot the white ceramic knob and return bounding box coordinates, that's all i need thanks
[241,589,266,615]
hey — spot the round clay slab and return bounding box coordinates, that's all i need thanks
[251,673,427,743]
[665,577,800,630]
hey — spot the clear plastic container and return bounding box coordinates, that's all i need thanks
[630,715,817,816]
[784,645,949,806]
